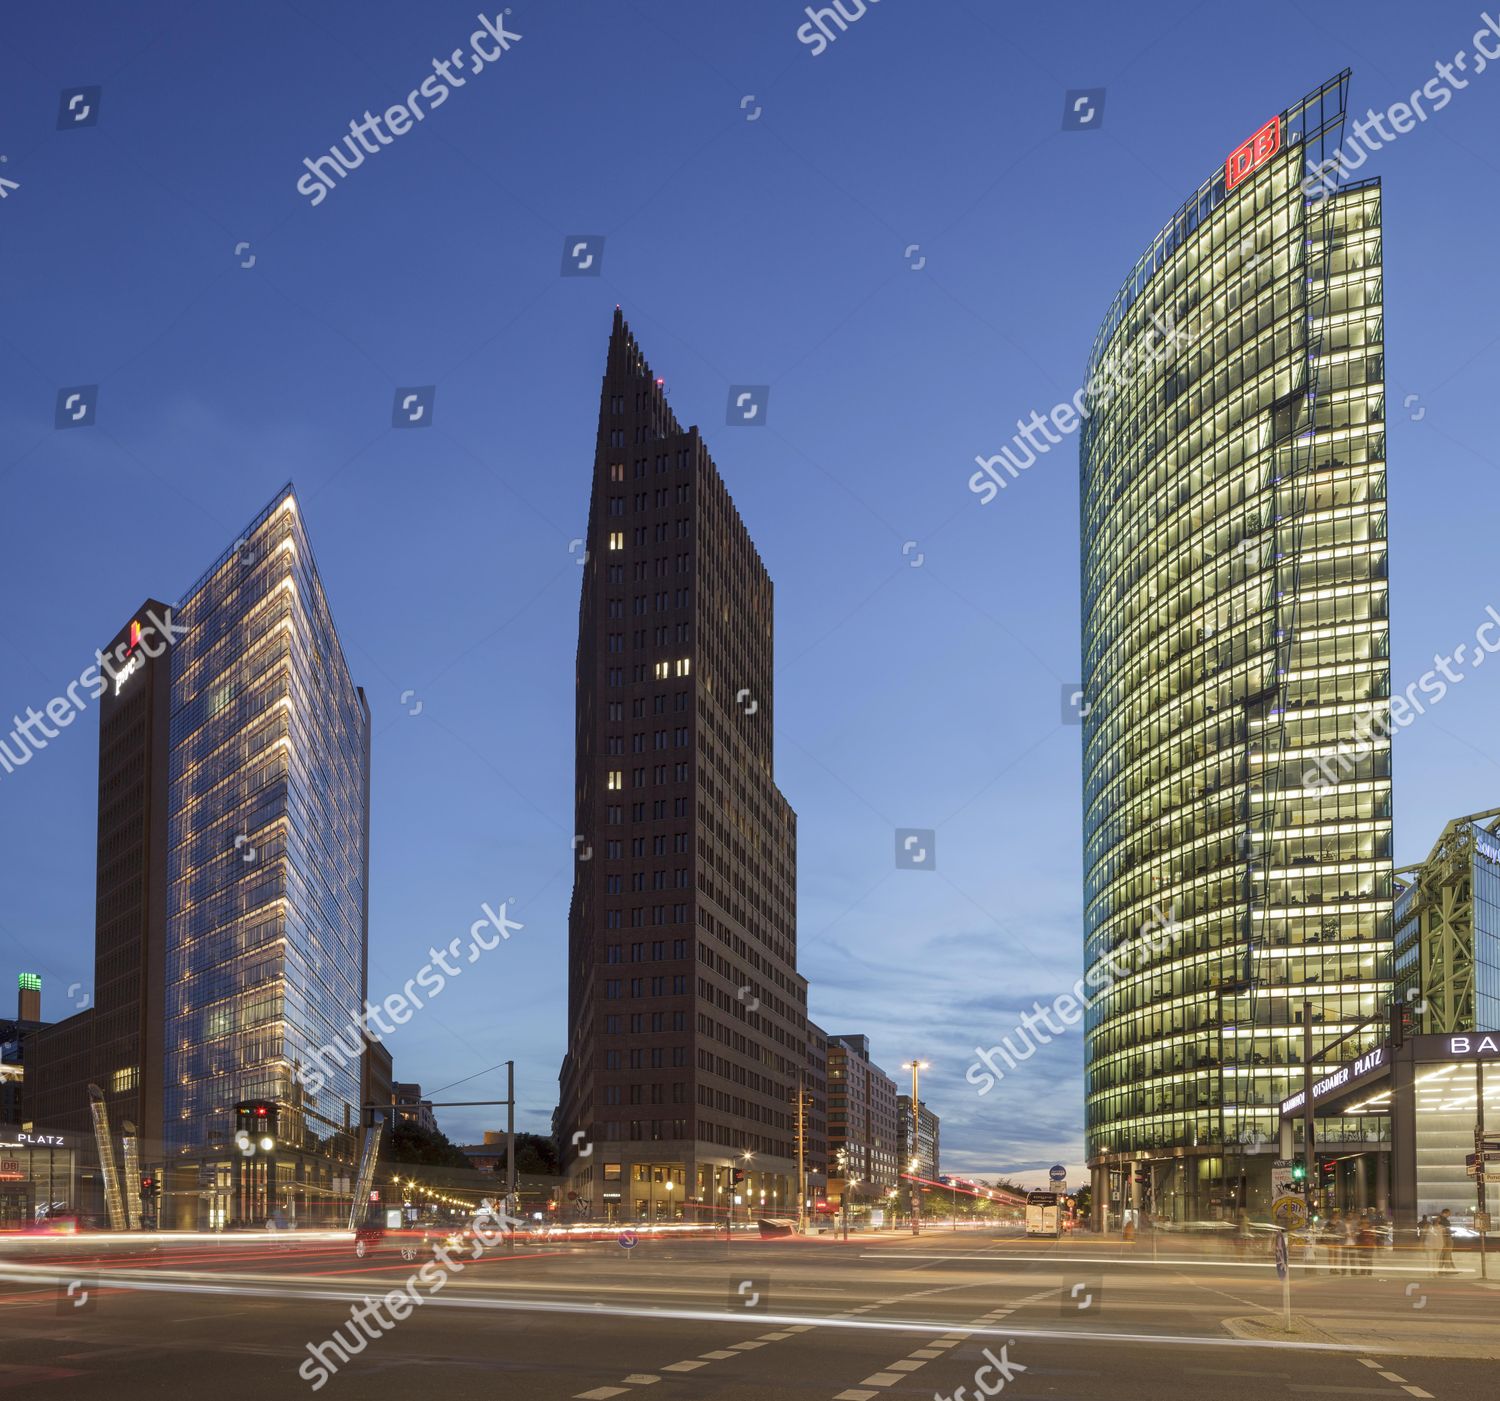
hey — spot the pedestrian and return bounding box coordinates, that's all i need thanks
[1355,1212,1377,1275]
[1327,1210,1344,1275]
[1423,1214,1443,1275]
[1438,1209,1457,1273]
[1233,1207,1251,1259]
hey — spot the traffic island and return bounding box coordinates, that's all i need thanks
[1223,1312,1500,1360]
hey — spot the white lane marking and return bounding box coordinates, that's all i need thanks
[0,1267,1396,1353]
[861,1373,905,1387]
[834,1392,879,1401]
[661,1361,706,1372]
[859,1252,1457,1277]
[1402,1388,1434,1398]
[574,1390,629,1400]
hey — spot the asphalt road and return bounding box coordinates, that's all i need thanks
[0,1229,1495,1399]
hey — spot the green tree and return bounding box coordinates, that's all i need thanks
[387,1121,472,1170]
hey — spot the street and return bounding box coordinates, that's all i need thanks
[1,1229,1495,1399]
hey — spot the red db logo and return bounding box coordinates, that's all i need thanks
[1225,116,1281,192]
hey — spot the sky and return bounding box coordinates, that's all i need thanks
[3,0,1500,1189]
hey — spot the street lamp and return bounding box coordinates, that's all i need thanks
[901,1060,930,1234]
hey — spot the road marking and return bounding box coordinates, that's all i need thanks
[0,1267,1404,1354]
[621,1375,659,1385]
[834,1392,879,1401]
[1402,1388,1434,1398]
[861,1372,906,1387]
[661,1361,706,1372]
[888,1359,926,1371]
[1289,1388,1407,1395]
[1378,1373,1407,1384]
[730,1340,768,1350]
[758,1331,794,1340]
[1359,1360,1384,1370]
[910,1348,945,1358]
[699,1350,737,1360]
[574,1389,629,1400]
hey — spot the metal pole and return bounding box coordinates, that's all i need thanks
[1477,1061,1488,1280]
[1302,1000,1315,1215]
[907,1061,922,1235]
[506,1060,516,1233]
[796,1070,806,1234]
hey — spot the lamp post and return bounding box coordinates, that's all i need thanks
[901,1060,930,1234]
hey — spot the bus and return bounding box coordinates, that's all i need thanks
[1025,1190,1062,1238]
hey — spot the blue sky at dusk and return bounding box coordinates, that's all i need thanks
[3,0,1500,1186]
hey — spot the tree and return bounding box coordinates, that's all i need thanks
[512,1133,559,1175]
[387,1121,472,1170]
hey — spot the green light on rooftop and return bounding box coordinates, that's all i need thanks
[18,973,41,991]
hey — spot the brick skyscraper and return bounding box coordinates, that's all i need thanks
[559,311,806,1224]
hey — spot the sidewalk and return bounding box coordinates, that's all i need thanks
[1224,1310,1500,1360]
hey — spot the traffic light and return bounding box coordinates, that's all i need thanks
[731,1169,747,1186]
[1391,998,1416,1048]
[1290,1162,1306,1183]
[234,1100,278,1155]
[140,1173,157,1197]
[1320,1157,1337,1187]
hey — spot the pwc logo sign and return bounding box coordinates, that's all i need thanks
[1225,115,1281,193]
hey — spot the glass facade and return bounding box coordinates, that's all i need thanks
[164,487,369,1182]
[1081,73,1392,1214]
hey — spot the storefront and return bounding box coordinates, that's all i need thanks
[0,1124,97,1229]
[1278,1033,1500,1227]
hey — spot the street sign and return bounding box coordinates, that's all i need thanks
[1049,1164,1067,1184]
[1274,1230,1288,1280]
[617,1230,637,1251]
[1465,1151,1500,1165]
[1271,1195,1309,1230]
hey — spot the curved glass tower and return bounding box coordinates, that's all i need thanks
[1081,73,1393,1220]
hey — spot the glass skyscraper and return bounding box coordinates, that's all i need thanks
[1081,73,1393,1220]
[164,486,370,1224]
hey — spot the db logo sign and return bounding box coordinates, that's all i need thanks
[1225,115,1280,192]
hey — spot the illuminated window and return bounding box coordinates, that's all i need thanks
[607,770,622,791]
[674,658,691,677]
[608,532,624,551]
